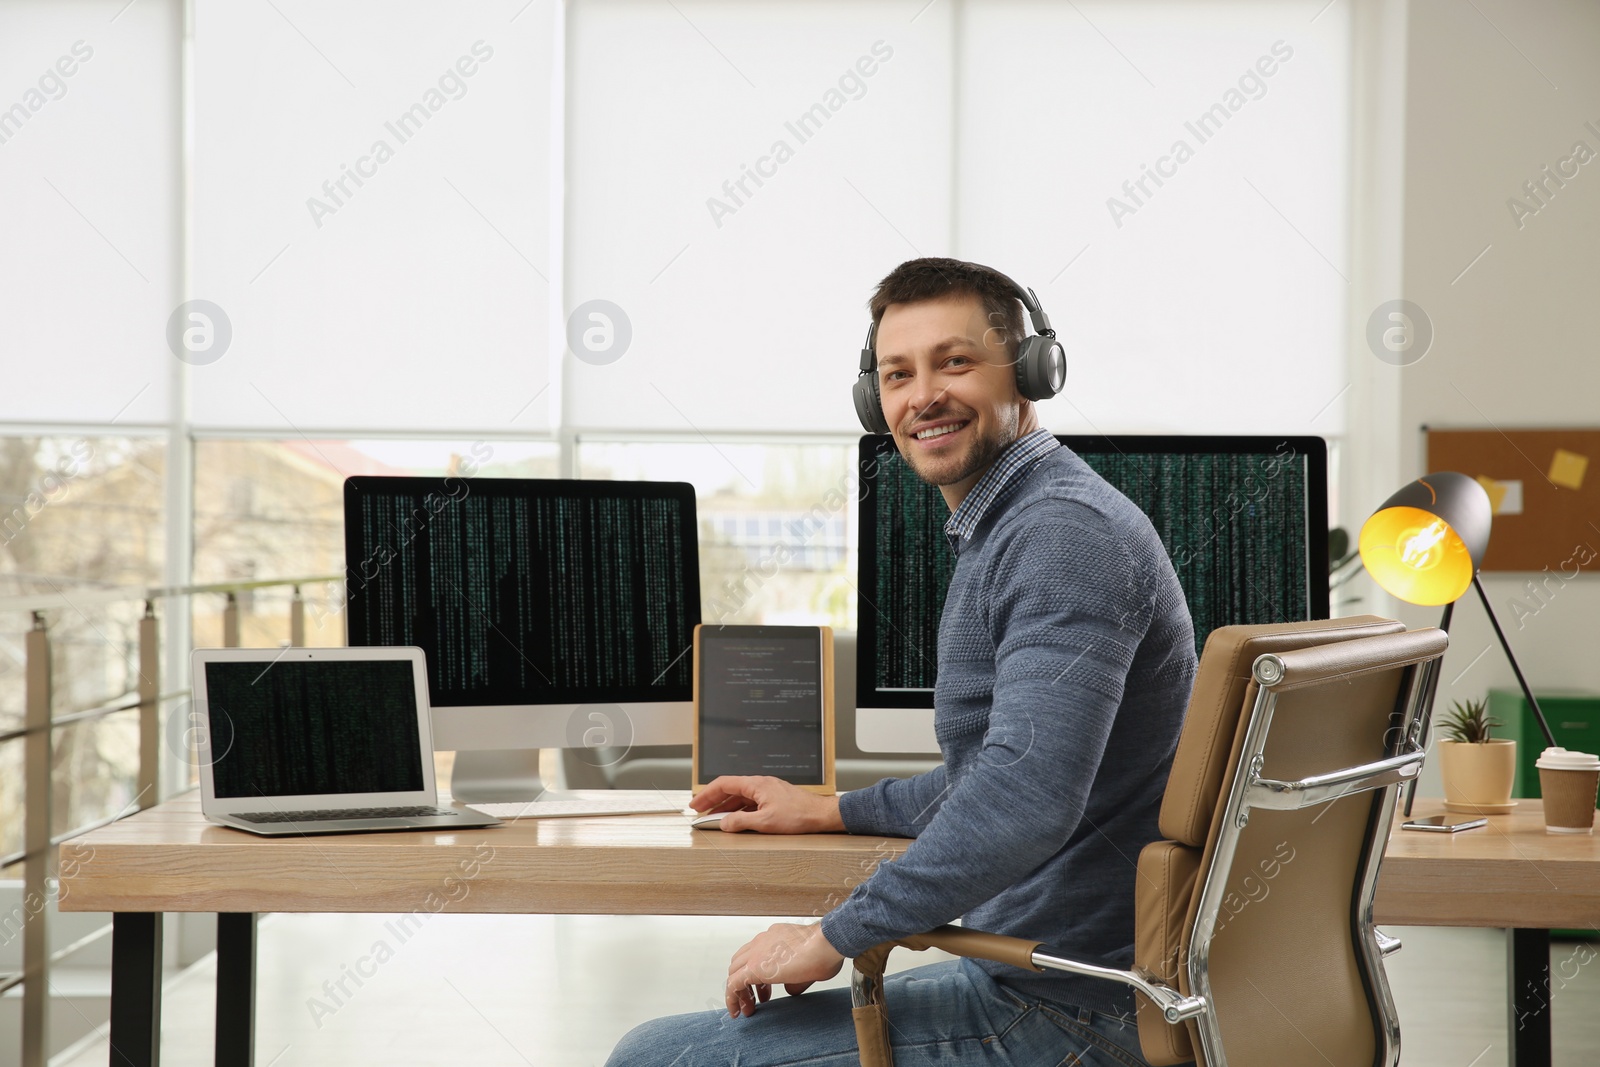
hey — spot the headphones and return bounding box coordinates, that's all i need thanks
[852,268,1066,435]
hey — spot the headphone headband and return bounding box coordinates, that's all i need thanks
[1000,273,1055,340]
[852,265,1066,435]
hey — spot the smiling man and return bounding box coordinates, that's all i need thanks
[606,258,1197,1067]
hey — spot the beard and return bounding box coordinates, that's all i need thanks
[898,405,1018,488]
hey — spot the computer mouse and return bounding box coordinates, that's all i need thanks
[689,812,726,830]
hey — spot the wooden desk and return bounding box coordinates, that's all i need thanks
[1375,798,1599,1067]
[58,794,910,1067]
[61,796,1595,1067]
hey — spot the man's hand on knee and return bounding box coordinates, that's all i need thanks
[690,776,845,834]
[725,922,845,1018]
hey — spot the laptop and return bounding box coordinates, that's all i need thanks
[191,646,501,836]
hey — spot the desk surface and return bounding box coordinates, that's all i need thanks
[61,795,1599,931]
[1374,799,1600,929]
[57,793,910,917]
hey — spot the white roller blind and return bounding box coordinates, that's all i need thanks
[0,0,179,425]
[189,0,557,434]
[565,0,954,434]
[7,0,1350,440]
[958,1,1351,436]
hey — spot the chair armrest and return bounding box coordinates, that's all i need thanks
[850,927,1040,1067]
[881,925,1046,971]
[848,926,1207,1067]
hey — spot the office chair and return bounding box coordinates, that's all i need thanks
[848,616,1447,1067]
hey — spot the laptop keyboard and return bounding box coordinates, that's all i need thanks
[232,806,460,824]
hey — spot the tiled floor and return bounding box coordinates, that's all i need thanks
[55,914,1599,1066]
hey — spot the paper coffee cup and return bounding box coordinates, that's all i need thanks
[1536,748,1600,834]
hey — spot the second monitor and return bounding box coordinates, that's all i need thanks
[856,434,1329,753]
[344,475,702,797]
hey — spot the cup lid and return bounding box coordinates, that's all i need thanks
[1536,747,1600,771]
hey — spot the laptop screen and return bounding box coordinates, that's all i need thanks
[204,659,426,799]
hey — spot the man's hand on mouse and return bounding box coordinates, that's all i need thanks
[689,775,845,834]
[725,922,845,1017]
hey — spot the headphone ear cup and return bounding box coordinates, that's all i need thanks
[853,372,891,435]
[1015,336,1067,402]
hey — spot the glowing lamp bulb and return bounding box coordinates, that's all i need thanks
[1397,519,1449,570]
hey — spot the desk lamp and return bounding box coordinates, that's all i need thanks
[1358,472,1558,815]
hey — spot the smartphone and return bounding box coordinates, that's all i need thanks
[1401,815,1488,833]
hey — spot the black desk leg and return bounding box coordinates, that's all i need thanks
[1508,928,1553,1067]
[110,912,163,1067]
[216,913,258,1067]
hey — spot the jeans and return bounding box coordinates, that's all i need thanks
[606,958,1171,1067]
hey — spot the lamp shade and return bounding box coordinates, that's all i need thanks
[1358,472,1493,606]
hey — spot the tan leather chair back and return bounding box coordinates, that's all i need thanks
[1133,616,1406,1065]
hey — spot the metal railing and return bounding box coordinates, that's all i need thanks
[0,575,339,1067]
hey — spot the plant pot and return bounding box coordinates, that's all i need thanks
[1439,738,1518,813]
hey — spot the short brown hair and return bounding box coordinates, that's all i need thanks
[868,258,1025,357]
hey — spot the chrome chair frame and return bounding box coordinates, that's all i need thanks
[1179,644,1435,1066]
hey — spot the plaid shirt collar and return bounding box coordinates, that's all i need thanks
[943,429,1060,552]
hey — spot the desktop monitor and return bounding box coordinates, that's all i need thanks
[344,476,701,797]
[855,435,1329,752]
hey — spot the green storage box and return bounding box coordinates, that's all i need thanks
[1489,688,1600,801]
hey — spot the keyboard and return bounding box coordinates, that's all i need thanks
[466,797,682,820]
[232,806,460,824]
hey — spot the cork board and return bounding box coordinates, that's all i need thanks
[1426,427,1600,572]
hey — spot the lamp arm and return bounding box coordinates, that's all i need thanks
[1472,575,1558,749]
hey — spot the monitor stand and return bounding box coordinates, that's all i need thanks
[447,749,583,804]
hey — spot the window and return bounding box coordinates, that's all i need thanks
[192,438,559,649]
[577,439,858,627]
[956,2,1350,436]
[0,0,1354,826]
[0,434,166,841]
[567,0,954,435]
[188,0,560,435]
[0,0,179,426]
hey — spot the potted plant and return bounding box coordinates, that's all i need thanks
[1438,698,1518,813]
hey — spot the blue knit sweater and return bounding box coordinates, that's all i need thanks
[821,436,1196,1015]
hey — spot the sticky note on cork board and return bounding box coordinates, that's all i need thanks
[1475,475,1522,515]
[1549,449,1589,490]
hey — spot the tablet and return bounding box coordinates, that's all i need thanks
[692,624,835,794]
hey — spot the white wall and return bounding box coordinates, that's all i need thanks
[1394,0,1600,779]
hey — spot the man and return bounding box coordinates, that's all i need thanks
[607,258,1195,1066]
